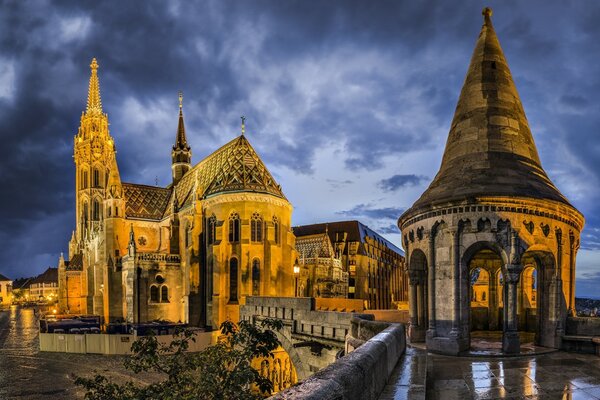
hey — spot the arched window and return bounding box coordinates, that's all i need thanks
[150,285,159,302]
[229,258,238,302]
[161,286,169,302]
[93,168,100,188]
[81,169,89,189]
[92,199,101,221]
[252,259,260,296]
[251,213,262,242]
[229,213,240,243]
[208,215,217,245]
[273,216,280,245]
[107,206,112,217]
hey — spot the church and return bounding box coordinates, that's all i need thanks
[57,59,297,328]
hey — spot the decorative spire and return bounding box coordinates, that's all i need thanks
[128,224,136,256]
[172,91,192,184]
[86,58,103,115]
[173,91,190,152]
[241,116,246,136]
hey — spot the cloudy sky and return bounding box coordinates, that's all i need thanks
[1,1,600,296]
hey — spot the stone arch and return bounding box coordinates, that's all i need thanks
[274,329,310,381]
[407,248,428,342]
[521,248,557,347]
[462,241,509,268]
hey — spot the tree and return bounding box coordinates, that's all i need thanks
[75,318,284,400]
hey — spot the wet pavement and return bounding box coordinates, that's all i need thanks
[0,306,155,400]
[379,343,600,399]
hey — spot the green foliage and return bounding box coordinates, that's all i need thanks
[74,318,284,400]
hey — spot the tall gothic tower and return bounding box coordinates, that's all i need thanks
[73,58,116,244]
[171,92,191,185]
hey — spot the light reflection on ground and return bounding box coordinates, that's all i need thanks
[0,306,156,400]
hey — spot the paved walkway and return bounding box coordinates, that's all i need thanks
[378,343,600,399]
[0,306,156,400]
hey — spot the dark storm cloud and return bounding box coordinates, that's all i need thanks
[1,0,600,300]
[378,174,428,192]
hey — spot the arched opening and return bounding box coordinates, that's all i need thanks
[408,249,427,342]
[252,342,299,394]
[161,285,169,303]
[150,285,159,303]
[468,249,504,335]
[229,213,240,243]
[251,213,263,242]
[229,257,238,303]
[252,259,260,296]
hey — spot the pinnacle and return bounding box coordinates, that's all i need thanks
[482,7,492,19]
[86,58,103,115]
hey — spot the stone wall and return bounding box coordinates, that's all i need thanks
[271,318,406,400]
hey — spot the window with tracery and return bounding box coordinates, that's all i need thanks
[229,213,240,243]
[229,257,238,302]
[251,213,263,242]
[161,286,169,302]
[208,215,217,245]
[93,168,100,188]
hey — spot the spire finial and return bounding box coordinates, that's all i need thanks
[178,91,183,111]
[241,116,246,136]
[482,7,493,19]
[86,58,103,114]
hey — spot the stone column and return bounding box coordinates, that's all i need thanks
[502,265,522,353]
[408,273,425,342]
[427,233,436,337]
[450,230,460,337]
[488,270,498,330]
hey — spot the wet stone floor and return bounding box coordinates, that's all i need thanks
[380,343,600,399]
[0,306,156,400]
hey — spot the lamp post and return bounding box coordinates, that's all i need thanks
[293,263,300,297]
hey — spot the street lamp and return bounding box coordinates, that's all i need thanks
[293,262,300,297]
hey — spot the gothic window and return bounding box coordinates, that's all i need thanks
[92,199,101,221]
[229,257,238,302]
[273,216,280,245]
[208,215,217,245]
[161,286,169,303]
[251,213,263,242]
[93,168,100,188]
[150,285,159,302]
[107,206,112,217]
[228,213,240,243]
[252,259,260,296]
[115,206,119,217]
[81,169,89,189]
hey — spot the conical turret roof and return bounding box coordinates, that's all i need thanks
[405,8,571,216]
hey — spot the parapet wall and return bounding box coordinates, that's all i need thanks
[271,317,406,400]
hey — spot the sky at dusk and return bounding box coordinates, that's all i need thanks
[1,1,600,296]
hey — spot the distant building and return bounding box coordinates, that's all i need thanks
[293,221,408,310]
[0,274,12,305]
[29,267,58,303]
[295,231,348,299]
[11,277,32,303]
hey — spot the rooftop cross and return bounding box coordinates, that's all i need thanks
[241,116,246,136]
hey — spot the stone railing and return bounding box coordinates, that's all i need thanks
[563,316,600,355]
[135,253,181,264]
[271,315,406,400]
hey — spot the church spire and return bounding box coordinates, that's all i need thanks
[86,58,103,115]
[171,91,192,185]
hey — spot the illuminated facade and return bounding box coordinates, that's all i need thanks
[398,9,584,354]
[0,274,12,305]
[58,59,296,327]
[294,221,408,310]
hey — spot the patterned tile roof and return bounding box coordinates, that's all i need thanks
[66,253,84,271]
[123,183,172,220]
[172,135,285,210]
[296,233,334,259]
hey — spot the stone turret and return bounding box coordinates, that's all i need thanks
[398,8,584,356]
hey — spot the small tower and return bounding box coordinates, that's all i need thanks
[171,92,192,185]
